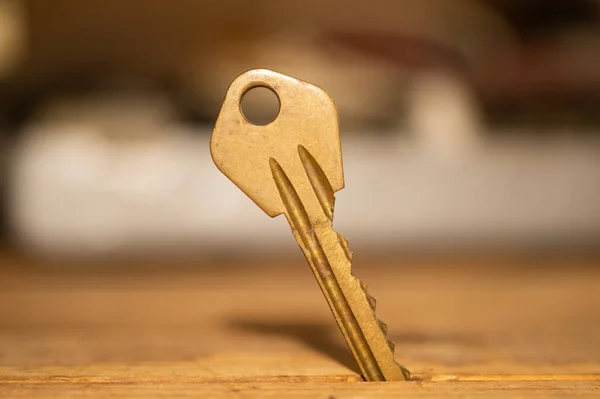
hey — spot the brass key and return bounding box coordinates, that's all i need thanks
[210,69,409,381]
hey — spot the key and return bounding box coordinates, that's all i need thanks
[210,69,410,381]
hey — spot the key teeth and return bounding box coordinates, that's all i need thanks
[359,277,398,363]
[335,215,409,379]
[337,233,353,261]
[378,319,388,335]
[360,280,368,293]
[366,294,377,311]
[397,363,411,380]
[358,276,376,310]
[387,339,396,353]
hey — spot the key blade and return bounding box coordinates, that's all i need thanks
[270,150,409,381]
[210,69,344,217]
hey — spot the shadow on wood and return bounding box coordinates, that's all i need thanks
[228,318,362,375]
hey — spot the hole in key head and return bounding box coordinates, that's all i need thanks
[240,85,280,126]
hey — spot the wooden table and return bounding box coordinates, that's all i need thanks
[1,257,599,397]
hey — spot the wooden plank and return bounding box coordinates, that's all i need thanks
[0,259,599,397]
[1,379,600,399]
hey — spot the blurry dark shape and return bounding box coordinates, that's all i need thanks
[332,33,600,125]
[489,0,600,40]
[325,33,468,72]
[10,0,513,130]
[1,0,597,127]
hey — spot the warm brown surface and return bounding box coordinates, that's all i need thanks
[0,257,599,397]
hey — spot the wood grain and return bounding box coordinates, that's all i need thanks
[0,258,599,397]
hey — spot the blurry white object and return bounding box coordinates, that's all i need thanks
[405,70,482,159]
[33,92,177,137]
[10,126,228,256]
[8,118,600,258]
[8,93,227,257]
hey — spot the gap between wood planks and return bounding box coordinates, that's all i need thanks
[2,374,600,384]
[419,373,600,382]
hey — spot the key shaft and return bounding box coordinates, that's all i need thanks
[270,149,408,381]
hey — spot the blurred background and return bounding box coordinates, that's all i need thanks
[0,0,599,262]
